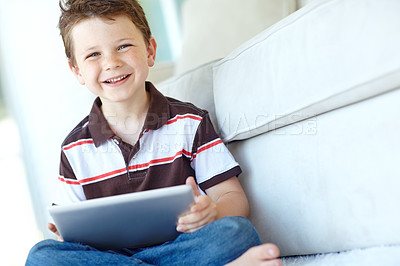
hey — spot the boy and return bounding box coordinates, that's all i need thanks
[26,0,281,265]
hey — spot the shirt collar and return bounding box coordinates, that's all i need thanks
[88,81,171,147]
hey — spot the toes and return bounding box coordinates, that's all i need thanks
[250,243,280,260]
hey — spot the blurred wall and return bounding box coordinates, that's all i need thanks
[176,0,297,74]
[0,0,94,237]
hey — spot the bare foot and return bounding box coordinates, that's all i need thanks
[226,243,282,266]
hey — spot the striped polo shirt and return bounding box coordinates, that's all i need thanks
[57,82,241,204]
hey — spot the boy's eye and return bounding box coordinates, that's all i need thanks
[86,52,100,59]
[118,44,133,51]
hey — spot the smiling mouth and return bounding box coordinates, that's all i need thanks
[104,74,130,84]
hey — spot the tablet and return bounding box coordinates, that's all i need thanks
[49,185,194,250]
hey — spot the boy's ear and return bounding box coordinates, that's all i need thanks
[68,60,85,85]
[147,37,157,67]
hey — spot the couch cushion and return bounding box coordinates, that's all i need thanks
[229,88,400,256]
[298,0,319,8]
[281,245,400,266]
[156,60,219,132]
[176,0,297,74]
[213,0,400,142]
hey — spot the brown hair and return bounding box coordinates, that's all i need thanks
[58,0,152,66]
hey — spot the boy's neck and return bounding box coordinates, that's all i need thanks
[100,90,150,144]
[101,94,150,118]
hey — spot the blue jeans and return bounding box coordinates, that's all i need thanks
[26,216,262,265]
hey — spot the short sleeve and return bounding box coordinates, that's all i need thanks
[190,113,242,192]
[56,150,86,204]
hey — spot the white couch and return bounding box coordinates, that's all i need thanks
[157,0,400,264]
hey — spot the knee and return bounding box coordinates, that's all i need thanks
[213,216,262,246]
[29,239,59,254]
[26,239,60,264]
[199,217,262,264]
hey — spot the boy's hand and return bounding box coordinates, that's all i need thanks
[48,223,63,241]
[176,177,218,233]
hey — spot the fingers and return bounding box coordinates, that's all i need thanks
[186,176,201,197]
[177,180,218,233]
[177,206,217,233]
[191,195,211,212]
[177,220,206,233]
[48,223,63,241]
[180,195,216,222]
[48,223,59,235]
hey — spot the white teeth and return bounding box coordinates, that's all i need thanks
[105,75,128,83]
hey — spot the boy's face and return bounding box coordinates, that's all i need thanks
[69,15,156,104]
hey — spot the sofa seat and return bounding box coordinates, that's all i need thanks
[282,245,400,265]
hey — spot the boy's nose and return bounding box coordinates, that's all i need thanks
[103,54,122,71]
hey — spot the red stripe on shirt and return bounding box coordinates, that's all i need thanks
[58,176,80,185]
[197,139,223,154]
[182,149,192,157]
[191,139,223,161]
[166,114,202,125]
[60,149,193,185]
[129,149,192,171]
[63,139,94,151]
[79,168,127,184]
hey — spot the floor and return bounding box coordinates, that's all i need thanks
[0,117,43,265]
